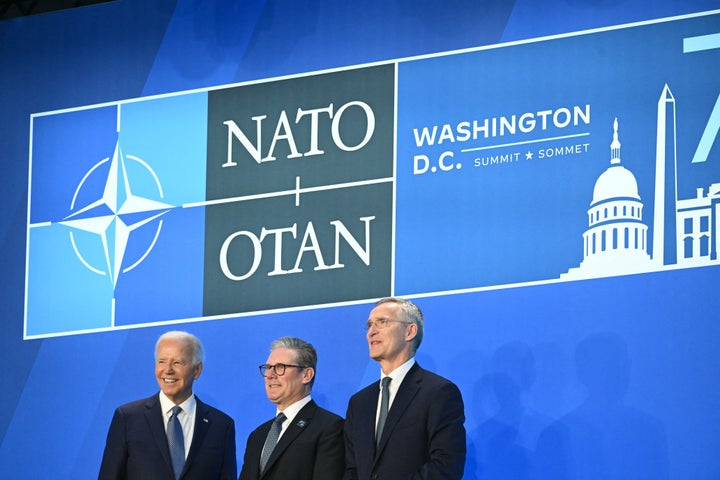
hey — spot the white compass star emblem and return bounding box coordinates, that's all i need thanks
[60,140,173,288]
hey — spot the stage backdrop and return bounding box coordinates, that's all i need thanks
[2,1,720,478]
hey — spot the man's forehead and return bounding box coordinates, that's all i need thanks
[370,303,400,317]
[268,347,296,361]
[157,342,189,357]
[157,352,188,360]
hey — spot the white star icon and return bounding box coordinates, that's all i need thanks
[60,141,172,287]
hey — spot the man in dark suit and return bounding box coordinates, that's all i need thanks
[99,331,237,480]
[239,336,344,480]
[344,297,466,480]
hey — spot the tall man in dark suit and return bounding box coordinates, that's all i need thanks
[239,336,344,480]
[99,331,237,480]
[344,298,466,480]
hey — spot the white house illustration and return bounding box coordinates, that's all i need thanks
[563,85,719,280]
[676,183,720,265]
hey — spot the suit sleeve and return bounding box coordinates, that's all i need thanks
[313,415,345,480]
[220,417,237,480]
[238,427,259,480]
[412,381,466,480]
[98,407,128,480]
[342,399,358,480]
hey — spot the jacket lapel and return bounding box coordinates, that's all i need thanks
[261,400,317,477]
[144,394,175,476]
[182,396,211,477]
[375,363,422,456]
[361,382,381,457]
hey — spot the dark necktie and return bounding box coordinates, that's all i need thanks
[260,412,286,473]
[167,406,185,480]
[376,376,392,446]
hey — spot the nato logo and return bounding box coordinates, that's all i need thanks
[25,93,208,338]
[24,64,396,339]
[61,141,172,288]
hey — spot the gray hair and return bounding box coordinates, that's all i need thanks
[375,297,424,352]
[155,331,205,366]
[270,336,317,386]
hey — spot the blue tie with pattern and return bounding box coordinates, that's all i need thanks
[260,412,286,473]
[167,406,185,479]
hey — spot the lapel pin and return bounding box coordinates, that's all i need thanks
[203,418,209,423]
[296,420,307,428]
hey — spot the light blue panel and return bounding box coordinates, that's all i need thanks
[25,224,115,336]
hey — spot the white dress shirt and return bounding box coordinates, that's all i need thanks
[376,357,416,427]
[274,394,312,440]
[159,391,196,459]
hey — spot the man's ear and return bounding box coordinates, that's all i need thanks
[302,367,315,385]
[405,323,418,342]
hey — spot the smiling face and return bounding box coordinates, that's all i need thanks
[155,337,202,405]
[264,346,314,411]
[367,301,417,373]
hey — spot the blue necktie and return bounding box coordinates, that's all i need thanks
[260,412,286,473]
[376,376,392,446]
[167,406,185,479]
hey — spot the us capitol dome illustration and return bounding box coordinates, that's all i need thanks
[563,118,653,279]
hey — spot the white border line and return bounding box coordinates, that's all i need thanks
[23,9,720,339]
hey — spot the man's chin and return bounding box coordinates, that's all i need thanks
[266,392,280,402]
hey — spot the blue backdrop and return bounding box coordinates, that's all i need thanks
[2,1,720,478]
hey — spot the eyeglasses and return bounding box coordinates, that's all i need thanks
[259,363,307,377]
[365,318,412,331]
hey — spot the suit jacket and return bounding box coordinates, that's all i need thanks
[343,363,466,480]
[239,399,345,480]
[98,393,237,480]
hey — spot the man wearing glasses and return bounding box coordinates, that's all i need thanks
[343,297,466,480]
[239,336,345,480]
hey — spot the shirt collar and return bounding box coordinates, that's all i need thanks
[276,394,312,425]
[381,356,416,386]
[159,391,196,416]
